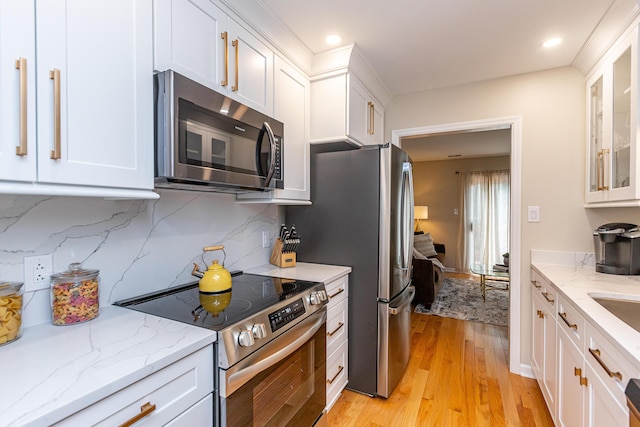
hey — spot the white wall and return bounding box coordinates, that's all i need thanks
[386,66,640,369]
[0,190,281,327]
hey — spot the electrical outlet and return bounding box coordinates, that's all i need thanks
[262,231,270,248]
[24,254,53,292]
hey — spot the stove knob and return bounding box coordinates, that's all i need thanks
[309,291,327,305]
[238,329,255,347]
[252,323,267,339]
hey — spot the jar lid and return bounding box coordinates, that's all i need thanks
[0,282,23,296]
[51,262,99,282]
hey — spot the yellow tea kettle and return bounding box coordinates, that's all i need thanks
[191,245,232,294]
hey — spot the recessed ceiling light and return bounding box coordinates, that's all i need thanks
[542,37,562,48]
[326,34,343,45]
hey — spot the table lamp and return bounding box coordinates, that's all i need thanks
[414,206,429,232]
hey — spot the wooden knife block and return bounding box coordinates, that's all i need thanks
[270,238,296,268]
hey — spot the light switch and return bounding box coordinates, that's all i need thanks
[528,206,540,223]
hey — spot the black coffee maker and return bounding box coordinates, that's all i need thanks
[593,223,640,275]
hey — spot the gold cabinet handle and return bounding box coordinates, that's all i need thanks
[367,101,374,135]
[541,292,554,304]
[49,69,61,160]
[221,31,228,87]
[328,288,344,299]
[531,280,541,289]
[119,402,156,427]
[327,365,344,385]
[588,348,623,381]
[327,322,344,337]
[15,58,28,156]
[574,367,588,387]
[231,39,239,92]
[559,312,577,330]
[536,309,544,319]
[597,149,609,191]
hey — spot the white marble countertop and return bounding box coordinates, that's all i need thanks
[245,262,352,284]
[531,262,640,367]
[0,306,216,426]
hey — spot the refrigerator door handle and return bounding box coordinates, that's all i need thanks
[400,162,414,272]
[389,286,415,315]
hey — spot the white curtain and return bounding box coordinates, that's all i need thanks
[456,169,510,272]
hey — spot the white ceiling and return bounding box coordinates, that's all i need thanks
[257,0,629,159]
[402,129,512,162]
[260,0,618,95]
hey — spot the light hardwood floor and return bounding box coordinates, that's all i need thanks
[326,313,554,427]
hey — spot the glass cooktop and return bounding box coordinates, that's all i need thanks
[114,273,322,331]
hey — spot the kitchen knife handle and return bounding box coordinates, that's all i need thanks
[15,58,28,156]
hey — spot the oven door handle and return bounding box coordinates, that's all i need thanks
[223,309,326,397]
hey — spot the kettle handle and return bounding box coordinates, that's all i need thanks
[203,245,224,252]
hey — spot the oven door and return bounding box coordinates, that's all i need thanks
[219,309,326,427]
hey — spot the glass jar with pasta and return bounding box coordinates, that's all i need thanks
[50,263,100,326]
[0,281,24,345]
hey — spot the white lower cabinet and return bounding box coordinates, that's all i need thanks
[531,266,640,426]
[325,274,349,410]
[530,270,557,420]
[557,326,585,427]
[54,345,214,426]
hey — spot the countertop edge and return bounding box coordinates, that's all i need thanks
[1,306,216,426]
[244,262,352,284]
[531,262,640,369]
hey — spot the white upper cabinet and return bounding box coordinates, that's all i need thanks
[154,0,273,115]
[237,55,310,204]
[0,0,37,182]
[311,72,384,146]
[585,25,639,206]
[0,0,156,198]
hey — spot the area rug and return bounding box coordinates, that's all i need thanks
[414,277,509,326]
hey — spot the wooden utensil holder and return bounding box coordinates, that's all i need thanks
[270,238,296,268]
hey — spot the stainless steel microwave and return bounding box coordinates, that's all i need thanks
[154,70,284,193]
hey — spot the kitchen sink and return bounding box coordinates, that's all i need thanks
[590,294,640,333]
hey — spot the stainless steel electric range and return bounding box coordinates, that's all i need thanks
[115,272,328,427]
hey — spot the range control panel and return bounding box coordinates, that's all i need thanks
[269,298,306,332]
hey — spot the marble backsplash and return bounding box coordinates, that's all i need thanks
[0,189,281,327]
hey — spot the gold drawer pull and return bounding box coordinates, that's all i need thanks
[49,68,61,160]
[574,367,588,386]
[231,39,239,92]
[588,348,623,381]
[119,402,156,427]
[327,322,344,337]
[536,310,545,319]
[541,292,554,303]
[531,280,541,289]
[15,57,28,156]
[221,31,229,87]
[328,288,344,299]
[327,365,344,385]
[559,312,577,330]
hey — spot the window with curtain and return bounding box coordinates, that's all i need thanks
[456,169,510,272]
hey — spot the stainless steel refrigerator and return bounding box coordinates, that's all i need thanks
[286,143,415,398]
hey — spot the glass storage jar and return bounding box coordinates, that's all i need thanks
[0,281,24,345]
[50,262,100,325]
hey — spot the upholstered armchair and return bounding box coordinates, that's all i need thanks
[412,233,446,309]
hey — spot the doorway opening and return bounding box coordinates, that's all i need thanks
[392,116,522,374]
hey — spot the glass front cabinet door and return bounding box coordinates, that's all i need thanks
[586,26,638,205]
